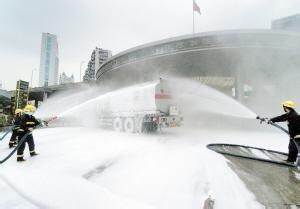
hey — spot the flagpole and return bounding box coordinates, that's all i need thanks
[193,0,195,34]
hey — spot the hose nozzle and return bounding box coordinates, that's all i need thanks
[256,116,268,124]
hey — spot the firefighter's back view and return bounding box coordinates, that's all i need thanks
[8,108,22,148]
[16,105,40,162]
[270,100,300,163]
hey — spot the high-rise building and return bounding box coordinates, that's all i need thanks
[59,72,74,84]
[272,14,300,32]
[83,47,112,82]
[39,33,59,87]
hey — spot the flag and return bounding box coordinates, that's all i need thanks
[193,0,201,14]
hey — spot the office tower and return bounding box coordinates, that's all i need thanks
[39,33,59,87]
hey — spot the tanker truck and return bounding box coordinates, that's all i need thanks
[95,79,183,133]
[47,79,183,133]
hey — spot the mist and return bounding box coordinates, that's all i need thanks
[2,1,300,208]
[223,35,300,117]
[1,77,286,208]
[34,77,264,134]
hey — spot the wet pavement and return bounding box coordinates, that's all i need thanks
[226,156,300,208]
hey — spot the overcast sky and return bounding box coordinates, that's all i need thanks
[0,0,299,90]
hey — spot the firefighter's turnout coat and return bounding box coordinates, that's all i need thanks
[16,114,41,160]
[271,109,300,162]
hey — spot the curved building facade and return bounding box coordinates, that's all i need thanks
[96,29,300,112]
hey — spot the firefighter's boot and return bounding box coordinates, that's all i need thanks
[30,152,39,157]
[17,157,26,162]
[9,141,17,149]
[296,154,300,167]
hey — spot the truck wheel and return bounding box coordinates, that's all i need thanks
[135,117,144,133]
[113,118,123,132]
[124,118,135,133]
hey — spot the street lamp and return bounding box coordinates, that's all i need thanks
[80,61,85,82]
[30,68,37,88]
[27,68,37,105]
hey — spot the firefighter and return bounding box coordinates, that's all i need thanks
[16,104,40,162]
[269,100,300,163]
[8,109,22,148]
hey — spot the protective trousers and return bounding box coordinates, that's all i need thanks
[9,131,18,147]
[17,133,35,160]
[288,138,299,162]
[294,139,300,162]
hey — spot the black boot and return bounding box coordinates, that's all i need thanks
[30,152,39,157]
[284,159,295,164]
[17,157,26,162]
[9,141,17,149]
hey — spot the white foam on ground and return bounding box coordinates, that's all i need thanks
[0,79,288,208]
[0,126,288,209]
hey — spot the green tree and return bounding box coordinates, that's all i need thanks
[0,115,6,127]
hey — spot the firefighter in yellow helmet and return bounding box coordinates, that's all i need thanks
[16,105,40,162]
[8,109,23,148]
[269,100,300,163]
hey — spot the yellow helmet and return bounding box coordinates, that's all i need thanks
[15,109,22,115]
[24,105,36,113]
[282,100,296,109]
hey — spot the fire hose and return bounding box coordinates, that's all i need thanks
[256,116,300,167]
[207,116,299,167]
[0,116,57,164]
[0,131,33,164]
[0,126,14,141]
